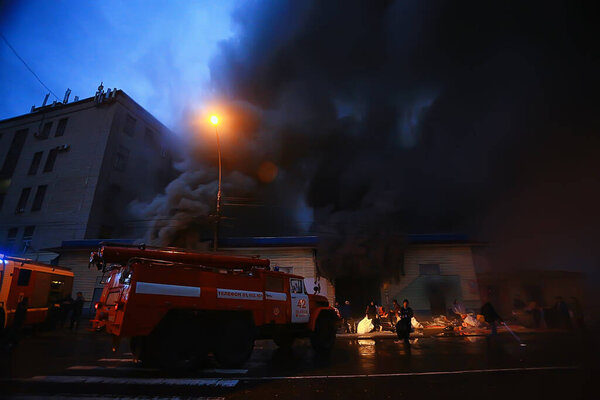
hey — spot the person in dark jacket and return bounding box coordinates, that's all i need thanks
[340,300,354,333]
[396,299,413,344]
[481,302,503,336]
[366,301,379,332]
[70,292,85,330]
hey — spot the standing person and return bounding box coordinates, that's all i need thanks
[390,299,401,325]
[59,294,73,329]
[396,299,413,345]
[554,297,571,329]
[366,301,379,332]
[11,297,28,341]
[70,292,85,330]
[481,301,503,336]
[340,300,354,333]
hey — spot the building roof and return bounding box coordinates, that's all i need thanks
[0,90,170,133]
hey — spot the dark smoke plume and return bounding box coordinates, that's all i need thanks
[142,1,600,283]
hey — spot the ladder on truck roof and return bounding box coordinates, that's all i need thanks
[90,243,271,272]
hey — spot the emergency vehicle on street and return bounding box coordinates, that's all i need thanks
[90,244,338,369]
[0,254,74,333]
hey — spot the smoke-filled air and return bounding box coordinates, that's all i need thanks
[133,0,599,280]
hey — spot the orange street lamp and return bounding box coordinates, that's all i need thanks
[210,115,222,251]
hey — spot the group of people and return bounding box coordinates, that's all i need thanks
[335,298,414,344]
[58,292,85,330]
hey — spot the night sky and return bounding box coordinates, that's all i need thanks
[2,1,599,286]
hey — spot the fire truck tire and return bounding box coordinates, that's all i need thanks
[310,313,336,354]
[214,317,255,368]
[273,334,295,349]
[143,318,206,370]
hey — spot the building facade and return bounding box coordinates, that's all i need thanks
[0,87,177,258]
[381,235,482,316]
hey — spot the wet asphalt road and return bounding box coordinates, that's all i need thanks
[0,325,595,399]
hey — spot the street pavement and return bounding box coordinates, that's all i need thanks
[0,324,595,399]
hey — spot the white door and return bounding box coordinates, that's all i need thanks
[290,278,310,323]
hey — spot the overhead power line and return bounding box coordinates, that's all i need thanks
[0,32,60,101]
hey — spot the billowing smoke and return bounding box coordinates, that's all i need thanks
[131,167,255,248]
[138,1,599,283]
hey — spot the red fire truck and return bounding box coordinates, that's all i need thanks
[0,254,74,333]
[90,244,338,369]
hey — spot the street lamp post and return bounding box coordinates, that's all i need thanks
[210,115,222,251]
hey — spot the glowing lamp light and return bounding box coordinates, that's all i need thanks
[210,115,219,125]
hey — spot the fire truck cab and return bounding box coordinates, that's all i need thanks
[0,254,73,333]
[90,244,338,369]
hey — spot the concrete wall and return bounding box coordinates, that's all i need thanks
[382,244,481,316]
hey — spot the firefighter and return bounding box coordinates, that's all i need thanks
[395,299,413,345]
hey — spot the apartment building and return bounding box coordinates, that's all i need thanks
[0,86,177,258]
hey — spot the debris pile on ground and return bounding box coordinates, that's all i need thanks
[423,315,454,328]
[462,314,484,328]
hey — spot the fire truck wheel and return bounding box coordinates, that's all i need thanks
[310,313,336,354]
[214,317,255,368]
[273,334,295,349]
[144,319,206,370]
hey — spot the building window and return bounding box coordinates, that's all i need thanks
[22,225,35,251]
[37,121,53,139]
[144,127,154,139]
[124,114,136,136]
[28,151,43,175]
[6,227,18,249]
[112,145,130,171]
[0,128,28,180]
[43,148,59,172]
[419,264,441,275]
[31,185,47,211]
[55,118,68,137]
[15,187,31,213]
